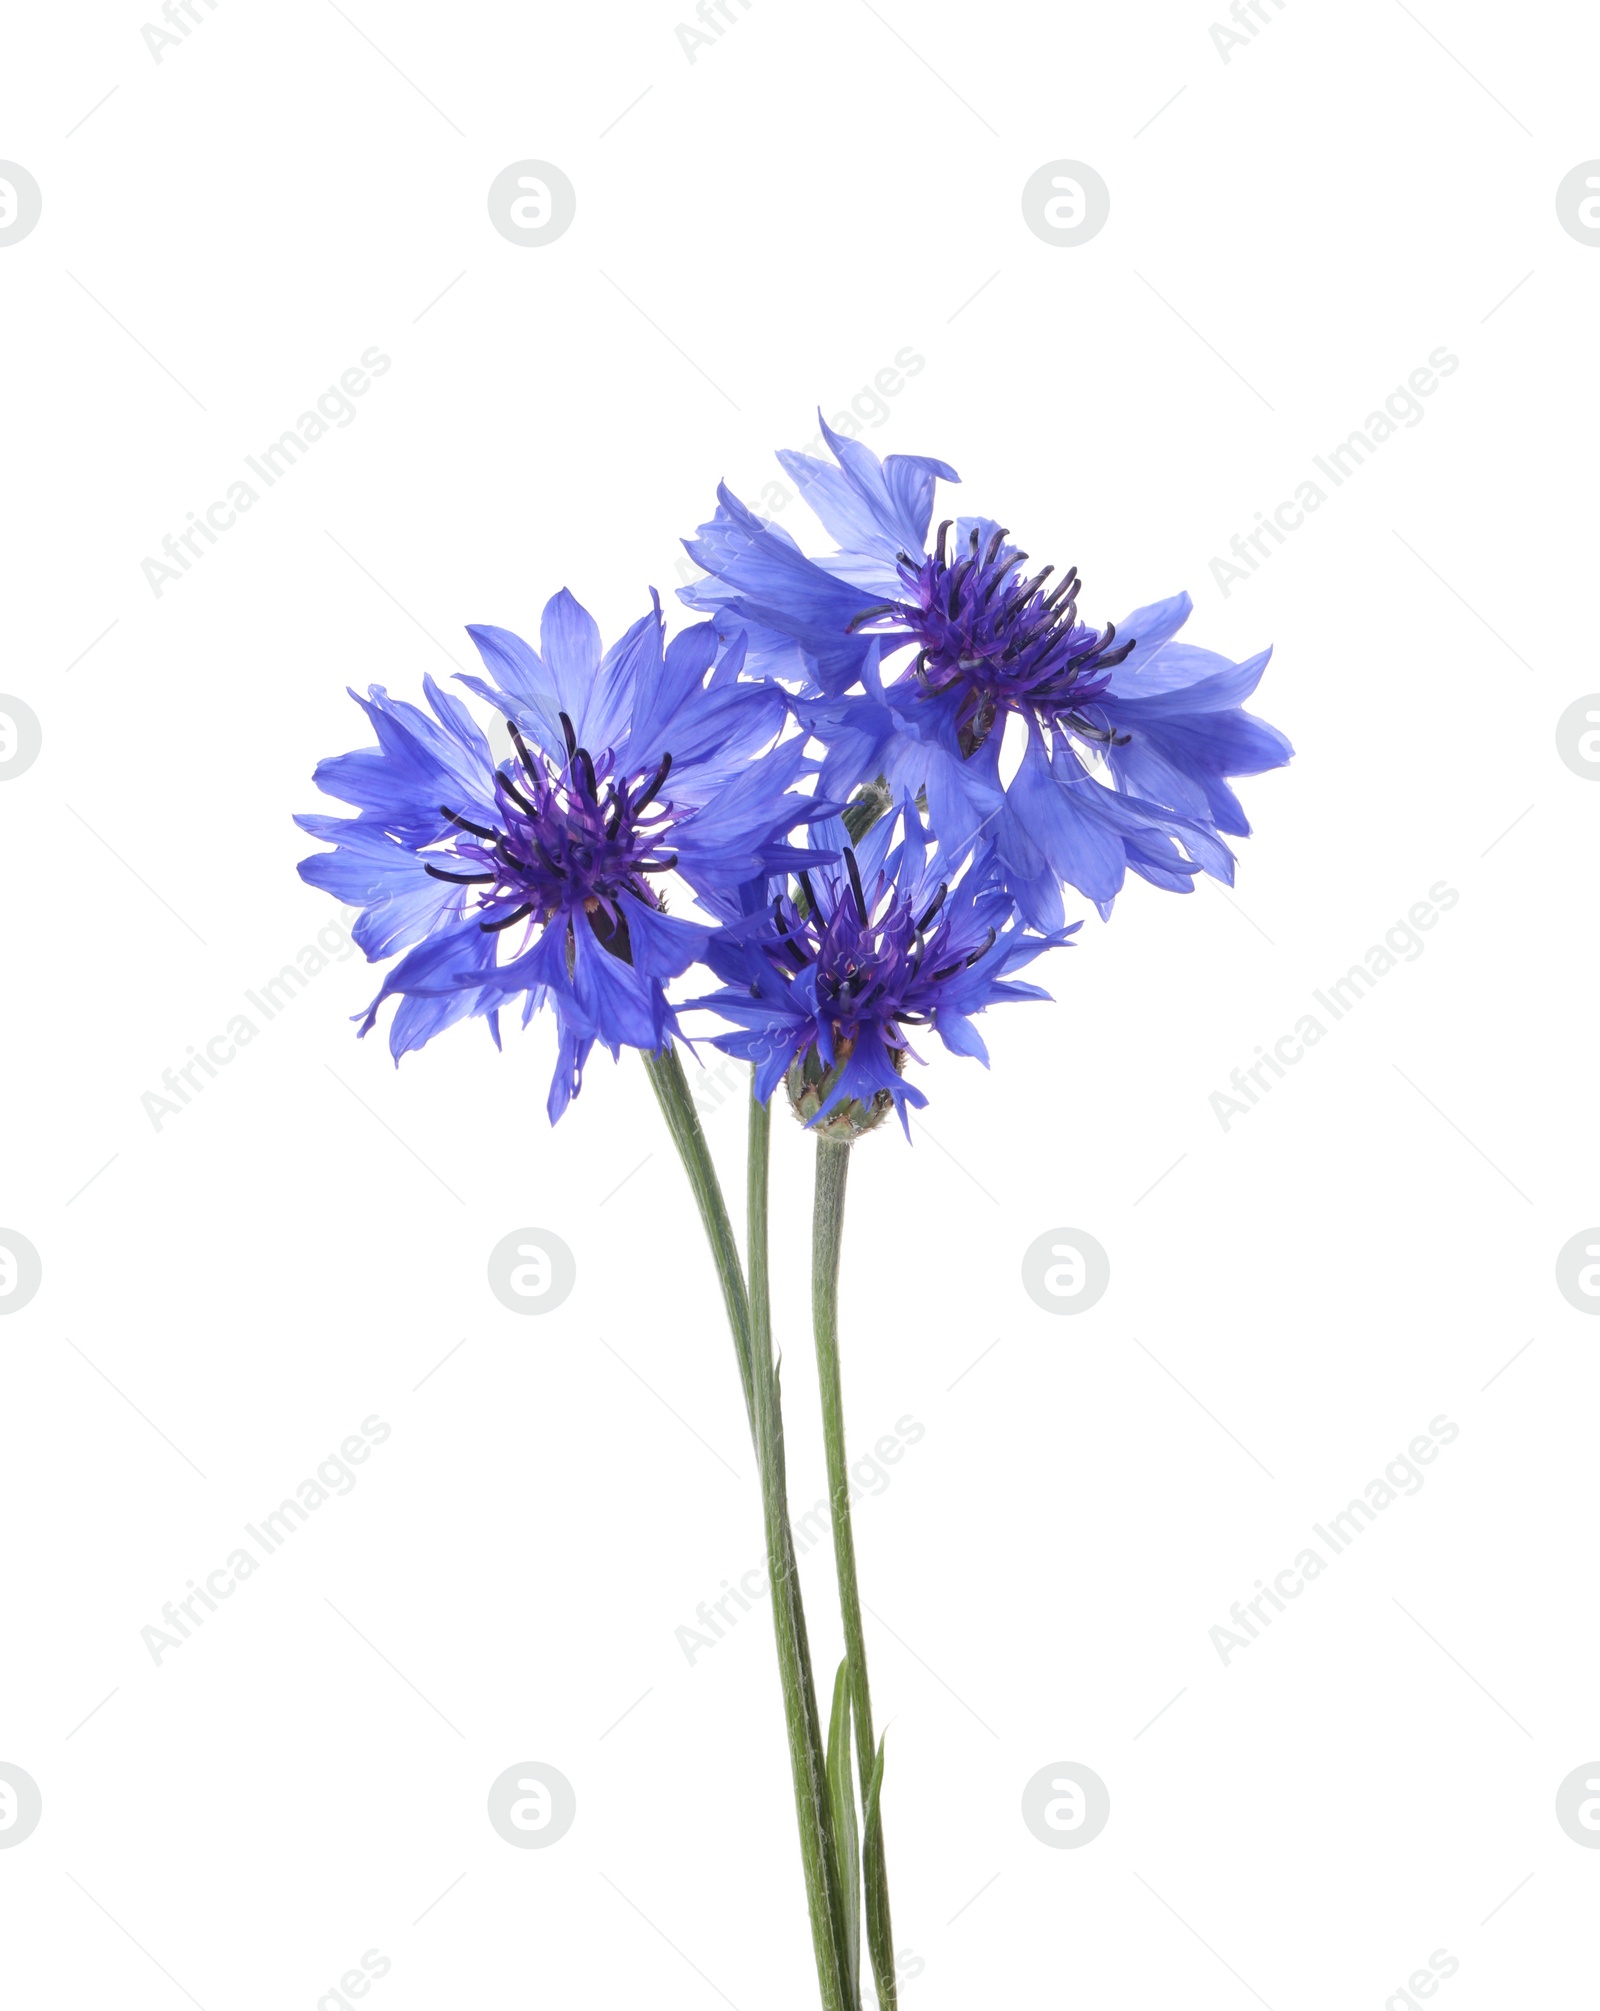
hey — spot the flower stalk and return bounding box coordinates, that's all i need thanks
[643,1043,855,2010]
[641,1043,754,1434]
[749,1087,859,2010]
[812,1134,897,2010]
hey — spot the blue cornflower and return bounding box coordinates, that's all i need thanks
[681,420,1292,929]
[297,589,825,1120]
[692,802,1075,1135]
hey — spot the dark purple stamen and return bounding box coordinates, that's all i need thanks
[440,806,500,841]
[846,601,904,635]
[773,896,810,968]
[435,716,683,960]
[929,928,995,982]
[632,753,673,811]
[840,526,1138,759]
[844,849,870,925]
[425,863,497,884]
[761,842,1008,1079]
[480,901,533,933]
[496,767,539,818]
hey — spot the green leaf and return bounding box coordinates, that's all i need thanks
[827,1659,861,2002]
[863,1734,898,2011]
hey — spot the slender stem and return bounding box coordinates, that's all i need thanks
[813,1134,897,2011]
[812,1139,876,1781]
[747,1087,773,1374]
[641,1044,754,1436]
[641,1046,852,2011]
[748,1086,856,2011]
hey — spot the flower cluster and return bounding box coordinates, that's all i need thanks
[299,424,1291,1124]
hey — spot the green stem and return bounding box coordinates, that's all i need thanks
[641,1044,754,1437]
[749,1087,857,2010]
[746,1086,773,1376]
[641,1046,852,2011]
[813,1134,898,2011]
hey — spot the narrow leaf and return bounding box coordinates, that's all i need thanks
[827,1659,861,2002]
[862,1734,898,2011]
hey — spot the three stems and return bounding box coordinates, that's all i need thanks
[647,776,902,2006]
[643,1047,854,2010]
[645,1046,896,2011]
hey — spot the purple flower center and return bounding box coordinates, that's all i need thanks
[850,520,1137,757]
[431,712,677,954]
[766,850,991,1048]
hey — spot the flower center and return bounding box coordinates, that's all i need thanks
[765,850,992,1045]
[850,520,1137,757]
[432,712,677,955]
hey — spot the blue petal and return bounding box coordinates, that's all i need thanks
[1005,729,1127,908]
[296,823,461,960]
[463,623,568,760]
[618,894,711,981]
[540,589,603,727]
[568,913,662,1052]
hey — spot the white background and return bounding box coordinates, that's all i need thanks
[2,1,1598,2005]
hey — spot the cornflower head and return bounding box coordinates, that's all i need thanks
[297,589,827,1119]
[693,799,1075,1137]
[682,418,1292,928]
